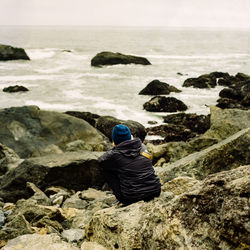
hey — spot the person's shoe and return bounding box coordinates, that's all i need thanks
[112,199,124,207]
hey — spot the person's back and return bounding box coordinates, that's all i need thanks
[98,124,161,205]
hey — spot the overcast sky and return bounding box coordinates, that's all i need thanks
[1,0,250,28]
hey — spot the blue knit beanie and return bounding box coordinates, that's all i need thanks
[112,124,132,145]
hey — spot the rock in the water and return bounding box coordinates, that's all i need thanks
[139,79,181,95]
[85,165,250,249]
[157,127,250,183]
[0,106,110,158]
[0,151,105,202]
[143,96,188,112]
[91,51,151,67]
[0,44,30,61]
[183,73,217,88]
[65,111,100,127]
[2,233,79,250]
[3,85,29,93]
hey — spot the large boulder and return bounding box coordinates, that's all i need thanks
[91,51,151,67]
[66,112,147,143]
[183,73,217,88]
[157,127,250,183]
[139,80,181,95]
[0,151,105,202]
[143,96,188,112]
[2,233,79,250]
[0,106,110,158]
[85,166,250,249]
[0,44,30,61]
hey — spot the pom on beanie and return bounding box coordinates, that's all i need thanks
[112,124,132,145]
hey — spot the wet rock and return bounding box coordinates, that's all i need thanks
[139,79,181,95]
[0,44,30,61]
[0,106,110,158]
[91,51,151,67]
[3,85,29,93]
[2,233,79,250]
[143,96,188,112]
[85,165,250,249]
[183,73,217,88]
[0,151,104,202]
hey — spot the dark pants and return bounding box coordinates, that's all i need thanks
[104,171,161,205]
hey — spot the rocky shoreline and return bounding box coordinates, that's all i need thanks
[0,47,249,249]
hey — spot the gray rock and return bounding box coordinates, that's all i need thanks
[0,151,105,202]
[62,229,85,243]
[2,233,79,250]
[85,165,250,249]
[157,127,250,183]
[0,44,30,61]
[91,51,151,67]
[0,106,110,158]
[0,208,5,229]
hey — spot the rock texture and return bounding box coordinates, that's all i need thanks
[3,85,29,93]
[157,127,250,183]
[2,233,79,250]
[85,165,250,250]
[143,96,188,112]
[0,151,104,202]
[139,80,181,95]
[0,44,30,61]
[91,51,151,67]
[0,106,110,158]
[66,112,147,142]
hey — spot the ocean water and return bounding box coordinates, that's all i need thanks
[0,26,250,126]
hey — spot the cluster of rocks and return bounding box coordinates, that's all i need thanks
[0,103,249,249]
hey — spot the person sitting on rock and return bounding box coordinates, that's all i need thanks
[98,124,161,206]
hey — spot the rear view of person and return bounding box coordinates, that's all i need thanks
[98,124,161,206]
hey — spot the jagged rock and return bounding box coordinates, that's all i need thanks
[157,128,250,183]
[139,79,181,95]
[62,228,85,243]
[0,199,66,241]
[95,116,146,142]
[143,96,188,112]
[217,78,250,110]
[0,143,21,175]
[3,85,29,93]
[0,106,110,158]
[62,192,88,210]
[163,113,210,134]
[85,166,250,249]
[204,106,250,140]
[0,44,30,61]
[2,233,79,250]
[81,242,108,250]
[183,73,217,88]
[0,151,104,202]
[147,113,210,143]
[91,51,151,67]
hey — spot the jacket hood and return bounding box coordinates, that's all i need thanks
[115,138,142,158]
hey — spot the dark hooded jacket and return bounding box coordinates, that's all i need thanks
[98,138,161,204]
